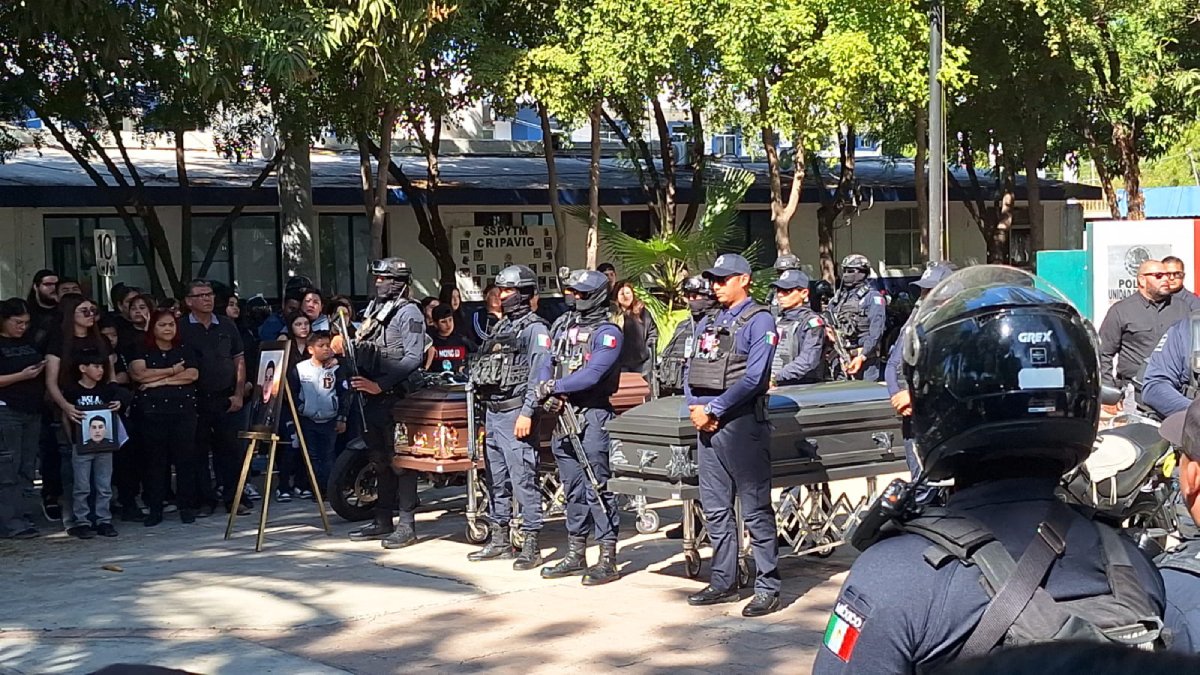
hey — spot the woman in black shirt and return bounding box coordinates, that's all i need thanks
[45,295,113,425]
[130,309,200,526]
[0,298,44,538]
[612,281,659,384]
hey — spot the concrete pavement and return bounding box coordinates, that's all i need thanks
[0,479,882,674]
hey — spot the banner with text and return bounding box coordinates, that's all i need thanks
[454,215,561,301]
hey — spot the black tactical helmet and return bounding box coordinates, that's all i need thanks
[773,254,800,273]
[902,265,1100,481]
[369,258,412,280]
[680,275,714,298]
[840,253,870,271]
[564,269,610,312]
[495,265,538,291]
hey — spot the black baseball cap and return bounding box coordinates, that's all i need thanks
[1159,398,1200,461]
[703,253,753,279]
[771,269,811,290]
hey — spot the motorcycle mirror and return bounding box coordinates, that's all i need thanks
[1100,385,1124,406]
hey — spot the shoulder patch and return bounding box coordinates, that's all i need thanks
[600,334,618,349]
[1153,333,1170,353]
[535,334,551,349]
[807,316,824,329]
[823,599,867,662]
[872,295,885,306]
[764,331,778,346]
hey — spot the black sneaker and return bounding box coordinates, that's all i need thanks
[10,527,39,540]
[180,509,197,524]
[42,501,63,523]
[144,512,164,528]
[67,525,96,540]
[95,522,119,538]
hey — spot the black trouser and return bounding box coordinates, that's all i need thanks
[195,392,242,506]
[365,396,418,526]
[141,408,200,512]
[38,411,62,503]
[112,410,143,508]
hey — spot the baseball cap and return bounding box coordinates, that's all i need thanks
[771,269,811,290]
[1160,398,1200,460]
[703,253,753,279]
[912,261,959,289]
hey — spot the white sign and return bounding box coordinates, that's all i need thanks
[453,216,560,301]
[1088,218,1197,325]
[93,229,117,277]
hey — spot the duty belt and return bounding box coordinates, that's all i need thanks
[485,396,524,413]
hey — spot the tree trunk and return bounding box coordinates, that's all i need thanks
[279,122,316,282]
[369,108,397,262]
[1023,142,1045,270]
[1114,122,1144,220]
[1082,121,1121,219]
[538,102,567,272]
[587,102,601,269]
[652,98,676,234]
[679,105,706,231]
[418,116,457,287]
[175,128,193,281]
[914,107,930,261]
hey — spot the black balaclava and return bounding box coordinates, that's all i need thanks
[501,288,534,320]
[841,269,867,288]
[575,290,609,325]
[687,297,717,320]
[375,276,406,301]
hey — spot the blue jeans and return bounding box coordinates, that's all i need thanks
[71,449,114,526]
[298,417,337,496]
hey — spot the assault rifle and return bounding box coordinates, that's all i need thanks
[335,307,369,451]
[556,400,610,518]
[822,310,856,381]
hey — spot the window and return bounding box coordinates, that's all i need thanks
[983,206,1033,267]
[43,216,155,293]
[191,214,281,298]
[474,212,513,229]
[713,133,738,157]
[621,210,652,241]
[884,208,925,267]
[718,210,774,269]
[318,214,374,297]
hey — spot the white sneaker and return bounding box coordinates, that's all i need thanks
[297,490,314,500]
[275,490,292,503]
[243,484,261,499]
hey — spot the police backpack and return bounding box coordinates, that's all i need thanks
[900,503,1166,656]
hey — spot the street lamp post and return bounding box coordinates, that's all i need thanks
[928,0,945,263]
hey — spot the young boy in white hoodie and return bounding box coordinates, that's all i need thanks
[287,331,351,497]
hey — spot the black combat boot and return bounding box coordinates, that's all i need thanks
[468,523,515,561]
[581,541,620,586]
[349,514,394,541]
[540,535,588,578]
[512,532,542,571]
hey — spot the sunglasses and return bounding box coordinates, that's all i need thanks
[1141,272,1185,280]
[77,307,99,317]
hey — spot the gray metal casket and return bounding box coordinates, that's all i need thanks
[607,381,906,501]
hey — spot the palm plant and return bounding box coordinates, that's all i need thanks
[580,166,759,345]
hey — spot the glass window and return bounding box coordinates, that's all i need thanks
[191,214,280,298]
[717,210,774,269]
[43,215,154,293]
[713,134,737,157]
[884,208,924,267]
[621,210,652,241]
[318,213,373,297]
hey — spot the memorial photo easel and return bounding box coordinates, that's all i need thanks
[224,380,333,551]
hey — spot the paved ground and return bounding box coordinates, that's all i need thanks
[0,477,889,674]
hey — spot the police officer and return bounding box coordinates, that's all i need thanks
[814,266,1166,673]
[884,261,956,489]
[1141,312,1200,419]
[684,253,781,617]
[768,253,800,316]
[656,276,718,398]
[467,265,550,570]
[827,253,886,381]
[1157,397,1200,651]
[346,258,427,549]
[769,268,824,386]
[536,269,624,585]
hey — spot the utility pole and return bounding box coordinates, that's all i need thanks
[927,0,945,262]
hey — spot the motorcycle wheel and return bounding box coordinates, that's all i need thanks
[329,450,378,522]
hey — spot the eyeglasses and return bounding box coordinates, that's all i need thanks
[1140,272,1184,280]
[187,291,215,299]
[77,307,98,317]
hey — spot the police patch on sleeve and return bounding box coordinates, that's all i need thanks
[807,316,824,329]
[872,295,885,306]
[600,334,618,349]
[764,331,778,346]
[823,599,867,662]
[409,319,424,333]
[536,334,551,349]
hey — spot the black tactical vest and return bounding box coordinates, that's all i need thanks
[552,318,621,405]
[832,285,872,346]
[470,313,546,401]
[687,303,770,392]
[657,318,696,396]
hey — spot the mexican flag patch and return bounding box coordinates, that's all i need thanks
[536,334,551,349]
[807,316,824,329]
[873,295,885,306]
[764,331,778,346]
[600,334,618,348]
[823,602,865,662]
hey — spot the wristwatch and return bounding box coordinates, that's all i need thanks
[703,403,714,416]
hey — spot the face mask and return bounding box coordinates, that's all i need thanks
[841,270,867,286]
[563,295,578,311]
[375,278,404,299]
[688,298,715,318]
[501,291,523,313]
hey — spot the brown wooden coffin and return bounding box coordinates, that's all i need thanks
[612,373,651,414]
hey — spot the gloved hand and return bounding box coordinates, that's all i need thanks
[541,397,564,415]
[535,379,557,403]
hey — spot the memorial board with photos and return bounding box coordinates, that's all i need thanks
[454,213,561,301]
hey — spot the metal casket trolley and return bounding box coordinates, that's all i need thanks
[607,380,905,580]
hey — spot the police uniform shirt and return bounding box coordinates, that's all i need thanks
[541,320,623,400]
[773,306,824,385]
[1162,539,1200,653]
[1098,291,1194,390]
[684,298,777,417]
[812,478,1166,674]
[1141,316,1195,418]
[1178,289,1200,312]
[831,286,886,358]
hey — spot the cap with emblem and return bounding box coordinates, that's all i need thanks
[771,269,811,290]
[912,261,959,290]
[1160,398,1200,461]
[703,253,753,279]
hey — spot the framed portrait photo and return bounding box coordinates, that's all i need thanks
[251,340,290,433]
[75,407,118,454]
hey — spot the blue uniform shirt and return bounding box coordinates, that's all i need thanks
[541,321,623,398]
[1142,317,1194,418]
[774,307,824,385]
[1161,539,1200,653]
[519,320,552,417]
[684,297,777,418]
[812,478,1166,674]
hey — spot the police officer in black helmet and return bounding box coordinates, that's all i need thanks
[685,253,781,617]
[814,266,1167,673]
[536,269,624,585]
[656,275,718,398]
[467,265,551,570]
[347,258,427,549]
[827,253,886,380]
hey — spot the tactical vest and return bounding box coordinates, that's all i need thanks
[832,286,872,347]
[470,313,546,401]
[552,318,621,404]
[657,318,696,396]
[770,316,800,379]
[354,297,411,379]
[897,505,1166,657]
[687,304,770,392]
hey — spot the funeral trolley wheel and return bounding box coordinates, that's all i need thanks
[466,518,490,544]
[814,534,836,558]
[684,550,702,579]
[635,509,661,535]
[329,450,377,522]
